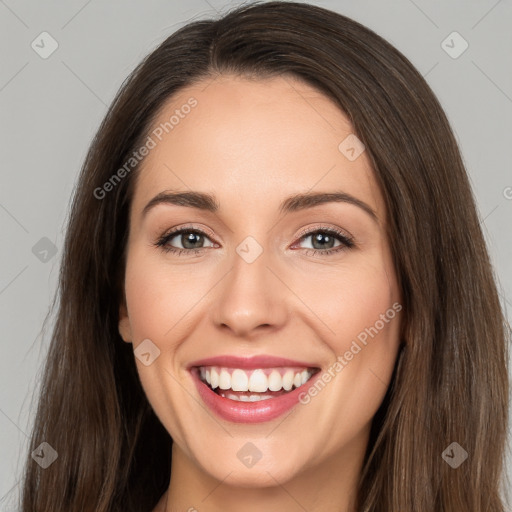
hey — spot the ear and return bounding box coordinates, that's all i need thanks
[118,301,133,343]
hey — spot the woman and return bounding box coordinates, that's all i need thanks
[20,2,509,511]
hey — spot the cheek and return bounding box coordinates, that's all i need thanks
[122,247,199,439]
[292,263,401,453]
[309,254,399,353]
[123,246,207,342]
[311,254,401,418]
[303,250,401,409]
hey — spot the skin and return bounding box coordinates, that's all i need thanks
[118,74,402,512]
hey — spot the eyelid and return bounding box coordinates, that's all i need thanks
[293,223,354,245]
[160,223,218,242]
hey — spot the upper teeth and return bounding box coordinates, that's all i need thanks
[199,366,314,393]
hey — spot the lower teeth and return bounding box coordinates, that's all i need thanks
[219,392,275,402]
[209,384,298,402]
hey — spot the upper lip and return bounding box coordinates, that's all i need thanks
[188,355,319,370]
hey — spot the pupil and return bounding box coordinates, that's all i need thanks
[183,232,203,249]
[313,233,334,250]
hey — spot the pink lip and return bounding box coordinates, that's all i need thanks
[189,364,322,424]
[188,354,317,370]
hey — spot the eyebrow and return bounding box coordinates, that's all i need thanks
[142,190,378,221]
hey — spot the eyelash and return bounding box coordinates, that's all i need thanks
[153,225,355,258]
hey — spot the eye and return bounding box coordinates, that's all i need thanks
[293,227,355,257]
[154,226,216,256]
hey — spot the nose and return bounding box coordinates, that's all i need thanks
[211,245,288,339]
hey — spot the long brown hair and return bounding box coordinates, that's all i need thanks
[19,2,509,510]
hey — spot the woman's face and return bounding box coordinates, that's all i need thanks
[119,74,402,487]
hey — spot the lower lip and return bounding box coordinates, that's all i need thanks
[191,368,320,423]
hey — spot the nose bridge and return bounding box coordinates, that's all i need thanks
[211,234,286,336]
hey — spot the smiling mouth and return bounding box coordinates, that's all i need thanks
[195,366,321,402]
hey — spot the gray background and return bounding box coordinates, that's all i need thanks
[0,0,511,509]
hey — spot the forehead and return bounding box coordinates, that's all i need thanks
[130,74,385,223]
